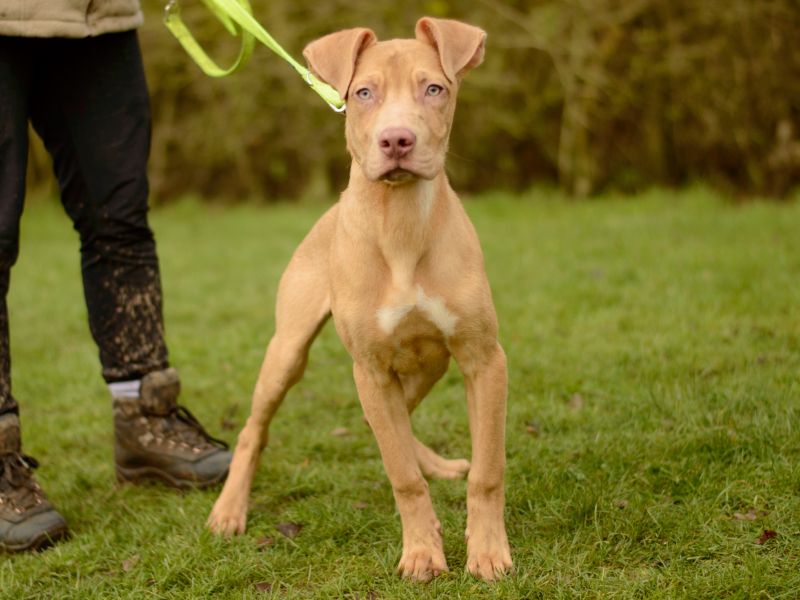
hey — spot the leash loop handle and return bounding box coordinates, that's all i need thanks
[164,0,254,78]
[164,0,345,112]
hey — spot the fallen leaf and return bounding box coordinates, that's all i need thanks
[353,501,369,510]
[256,536,274,550]
[254,582,272,593]
[122,555,140,572]
[568,394,584,411]
[614,499,629,510]
[276,522,303,539]
[733,508,767,521]
[220,404,239,431]
[755,529,777,545]
[589,268,606,280]
[525,421,541,436]
[331,427,350,437]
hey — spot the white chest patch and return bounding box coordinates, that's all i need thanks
[376,286,458,337]
[377,304,414,335]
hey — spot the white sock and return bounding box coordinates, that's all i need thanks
[108,379,141,399]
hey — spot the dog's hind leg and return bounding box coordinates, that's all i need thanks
[207,206,337,537]
[400,345,470,480]
[412,437,470,480]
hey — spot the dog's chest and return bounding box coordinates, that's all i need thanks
[376,284,458,338]
[369,284,455,375]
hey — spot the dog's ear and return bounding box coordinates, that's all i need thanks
[415,17,486,82]
[303,28,377,100]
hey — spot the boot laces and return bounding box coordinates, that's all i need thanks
[0,453,47,513]
[143,405,229,451]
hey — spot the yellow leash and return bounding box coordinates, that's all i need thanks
[163,0,346,112]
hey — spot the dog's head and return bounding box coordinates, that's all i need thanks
[304,18,486,185]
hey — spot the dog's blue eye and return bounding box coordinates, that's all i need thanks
[426,84,443,97]
[356,88,372,100]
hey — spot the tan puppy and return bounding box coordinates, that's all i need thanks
[207,17,512,582]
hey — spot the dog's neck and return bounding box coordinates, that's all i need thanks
[344,162,449,293]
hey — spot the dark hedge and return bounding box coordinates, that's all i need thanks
[26,0,800,200]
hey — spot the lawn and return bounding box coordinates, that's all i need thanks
[1,188,799,598]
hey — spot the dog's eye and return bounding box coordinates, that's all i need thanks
[425,84,444,97]
[355,88,372,100]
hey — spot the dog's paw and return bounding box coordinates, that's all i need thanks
[465,526,512,581]
[207,500,247,537]
[397,544,449,582]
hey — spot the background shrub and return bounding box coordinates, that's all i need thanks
[26,0,800,200]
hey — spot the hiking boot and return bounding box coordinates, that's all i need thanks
[0,415,69,552]
[113,368,231,489]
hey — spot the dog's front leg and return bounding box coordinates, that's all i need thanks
[207,334,308,536]
[207,217,333,536]
[455,342,512,581]
[353,362,448,582]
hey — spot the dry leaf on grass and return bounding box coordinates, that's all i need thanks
[254,582,272,593]
[525,421,541,436]
[733,508,767,521]
[122,555,139,572]
[256,536,274,550]
[276,522,303,539]
[755,529,777,545]
[220,404,239,431]
[220,418,238,431]
[331,427,350,437]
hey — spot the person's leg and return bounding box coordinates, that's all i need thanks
[0,36,69,553]
[29,32,230,489]
[0,36,30,420]
[29,34,167,383]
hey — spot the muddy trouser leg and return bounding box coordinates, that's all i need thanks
[28,32,169,383]
[0,37,34,422]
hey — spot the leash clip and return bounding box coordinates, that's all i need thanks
[164,0,179,19]
[304,71,346,114]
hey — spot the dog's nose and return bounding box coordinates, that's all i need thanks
[379,127,416,159]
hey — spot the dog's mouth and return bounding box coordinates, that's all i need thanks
[378,167,420,184]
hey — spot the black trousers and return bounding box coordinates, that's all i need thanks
[0,31,169,416]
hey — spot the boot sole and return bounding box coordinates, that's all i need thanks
[0,523,70,553]
[115,464,229,490]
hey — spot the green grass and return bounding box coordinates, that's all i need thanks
[2,187,800,598]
